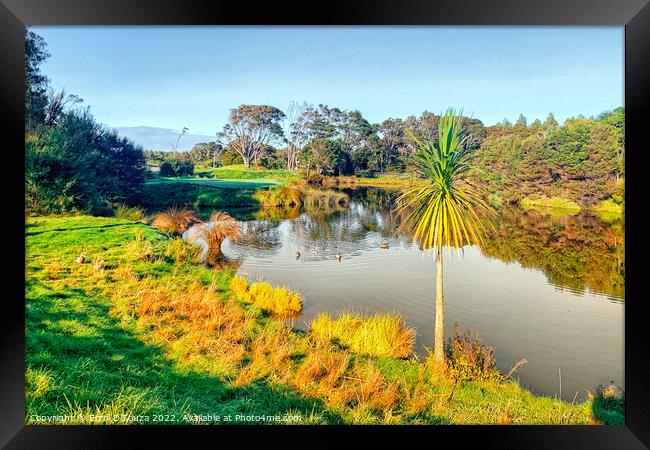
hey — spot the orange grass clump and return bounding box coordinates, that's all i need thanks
[151,207,200,236]
[185,211,243,261]
[128,279,253,375]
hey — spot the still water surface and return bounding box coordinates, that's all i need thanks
[219,187,624,401]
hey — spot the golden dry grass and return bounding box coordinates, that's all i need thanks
[151,207,200,235]
[118,278,254,376]
[230,275,302,316]
[310,312,415,359]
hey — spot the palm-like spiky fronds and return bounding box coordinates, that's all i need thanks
[397,109,494,254]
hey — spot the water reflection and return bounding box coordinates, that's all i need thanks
[227,187,624,299]
[482,208,624,299]
[217,187,623,400]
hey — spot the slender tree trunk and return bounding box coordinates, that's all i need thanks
[242,154,251,168]
[434,249,445,365]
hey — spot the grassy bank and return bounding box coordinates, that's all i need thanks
[25,215,622,425]
[196,164,299,183]
[142,179,263,211]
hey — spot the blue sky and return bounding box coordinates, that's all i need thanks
[31,26,624,135]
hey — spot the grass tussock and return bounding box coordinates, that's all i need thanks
[114,204,148,223]
[310,312,415,359]
[185,211,243,261]
[230,275,302,316]
[151,207,199,235]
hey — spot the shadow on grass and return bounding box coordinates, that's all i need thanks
[141,183,259,211]
[25,222,142,237]
[26,282,342,425]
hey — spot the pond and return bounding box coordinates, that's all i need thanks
[208,186,624,401]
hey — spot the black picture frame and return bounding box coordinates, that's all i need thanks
[2,0,648,448]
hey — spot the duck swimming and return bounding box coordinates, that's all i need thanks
[379,242,390,249]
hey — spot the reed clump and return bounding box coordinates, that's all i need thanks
[310,312,415,359]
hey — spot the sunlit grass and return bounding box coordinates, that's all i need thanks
[230,275,302,316]
[310,312,415,359]
[25,215,619,425]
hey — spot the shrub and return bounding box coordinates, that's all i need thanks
[302,173,324,185]
[444,324,499,382]
[151,207,200,235]
[310,312,415,359]
[591,383,624,425]
[594,199,623,215]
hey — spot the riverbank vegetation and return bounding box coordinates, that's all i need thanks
[26,215,621,424]
[24,30,625,425]
[147,104,624,214]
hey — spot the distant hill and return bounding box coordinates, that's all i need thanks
[113,126,215,151]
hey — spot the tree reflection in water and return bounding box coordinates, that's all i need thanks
[230,187,623,299]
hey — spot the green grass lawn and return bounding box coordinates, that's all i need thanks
[195,164,299,183]
[142,179,265,211]
[25,216,620,425]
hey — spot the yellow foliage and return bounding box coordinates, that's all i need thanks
[230,275,302,316]
[310,312,415,359]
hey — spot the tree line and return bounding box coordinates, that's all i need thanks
[161,102,623,207]
[24,29,624,213]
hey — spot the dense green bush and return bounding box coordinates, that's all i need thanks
[159,159,194,177]
[24,31,146,215]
